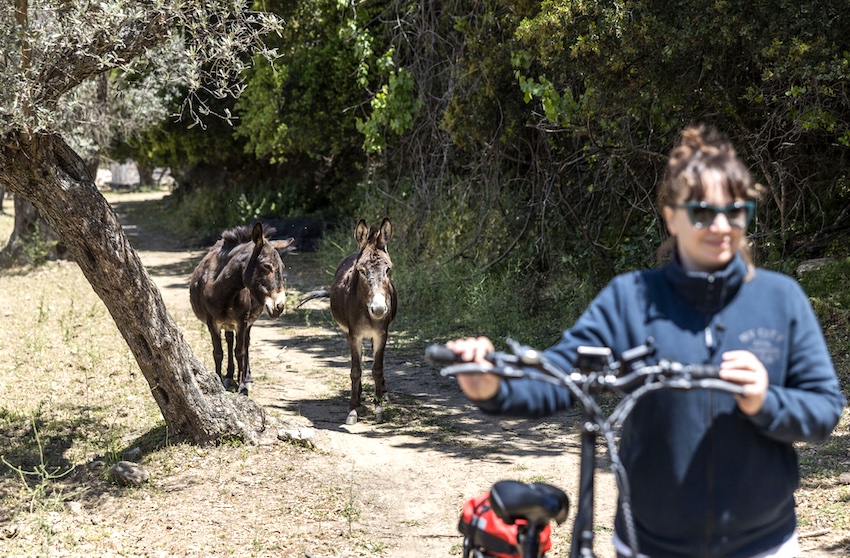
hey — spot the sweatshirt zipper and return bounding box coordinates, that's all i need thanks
[704,275,717,354]
[704,274,716,554]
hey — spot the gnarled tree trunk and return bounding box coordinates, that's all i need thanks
[0,129,265,444]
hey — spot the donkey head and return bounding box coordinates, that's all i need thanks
[242,222,296,318]
[354,217,394,321]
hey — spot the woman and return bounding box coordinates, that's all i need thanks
[447,126,845,557]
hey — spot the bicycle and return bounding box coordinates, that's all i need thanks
[425,338,746,558]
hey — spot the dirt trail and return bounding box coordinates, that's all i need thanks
[108,190,838,558]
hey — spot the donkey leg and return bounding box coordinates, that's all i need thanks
[236,325,252,396]
[208,323,225,385]
[346,334,364,425]
[222,330,236,389]
[371,333,389,424]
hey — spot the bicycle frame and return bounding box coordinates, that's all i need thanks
[428,338,746,558]
[572,427,598,557]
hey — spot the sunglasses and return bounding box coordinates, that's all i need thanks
[672,200,755,229]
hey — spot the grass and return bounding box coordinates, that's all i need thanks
[0,259,166,540]
[0,261,163,451]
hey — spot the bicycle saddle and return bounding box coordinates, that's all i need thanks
[489,480,570,526]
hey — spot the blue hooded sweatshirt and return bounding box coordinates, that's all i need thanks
[477,253,845,557]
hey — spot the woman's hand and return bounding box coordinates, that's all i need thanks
[446,337,500,401]
[718,350,769,415]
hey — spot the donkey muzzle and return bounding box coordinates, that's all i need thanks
[368,293,389,320]
[264,292,286,317]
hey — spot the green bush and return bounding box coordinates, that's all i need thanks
[164,180,315,241]
[798,258,850,366]
[394,252,594,350]
[798,258,850,311]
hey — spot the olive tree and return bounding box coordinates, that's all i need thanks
[0,0,283,443]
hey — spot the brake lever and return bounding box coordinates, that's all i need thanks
[695,378,747,397]
[662,377,747,397]
[439,363,528,379]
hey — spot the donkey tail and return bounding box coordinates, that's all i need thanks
[296,290,331,309]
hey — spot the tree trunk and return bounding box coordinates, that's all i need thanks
[0,129,266,444]
[137,163,155,188]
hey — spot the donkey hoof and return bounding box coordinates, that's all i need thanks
[238,383,251,396]
[345,410,358,425]
[374,405,384,424]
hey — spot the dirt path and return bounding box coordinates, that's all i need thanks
[107,190,839,558]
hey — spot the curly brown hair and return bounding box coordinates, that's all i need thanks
[656,125,763,270]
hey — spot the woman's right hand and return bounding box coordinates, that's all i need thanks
[446,337,501,401]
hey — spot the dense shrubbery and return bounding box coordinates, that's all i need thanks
[122,0,850,341]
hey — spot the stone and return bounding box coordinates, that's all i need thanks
[277,427,317,449]
[109,460,150,487]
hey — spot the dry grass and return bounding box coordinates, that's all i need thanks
[0,199,370,558]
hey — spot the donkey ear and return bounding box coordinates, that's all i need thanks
[354,219,369,246]
[271,237,297,254]
[378,217,393,247]
[251,222,265,245]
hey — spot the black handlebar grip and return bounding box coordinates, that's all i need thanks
[683,363,722,379]
[425,344,463,364]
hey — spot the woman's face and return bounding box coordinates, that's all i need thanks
[662,171,745,273]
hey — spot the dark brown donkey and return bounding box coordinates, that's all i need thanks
[298,217,397,424]
[190,222,295,395]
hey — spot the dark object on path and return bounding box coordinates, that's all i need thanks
[298,218,397,424]
[190,222,296,395]
[259,216,323,252]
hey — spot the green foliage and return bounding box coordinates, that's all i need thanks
[377,179,599,348]
[121,0,397,228]
[235,0,383,162]
[115,102,244,174]
[396,253,594,349]
[799,258,850,312]
[167,187,239,239]
[440,1,540,151]
[162,178,315,241]
[1,1,283,135]
[509,0,850,257]
[19,222,54,267]
[357,66,422,153]
[797,258,850,389]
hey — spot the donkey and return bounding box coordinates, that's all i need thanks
[190,222,295,395]
[298,217,397,424]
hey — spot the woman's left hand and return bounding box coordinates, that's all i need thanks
[718,350,768,415]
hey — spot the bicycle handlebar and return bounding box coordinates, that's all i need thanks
[424,344,469,364]
[425,339,746,397]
